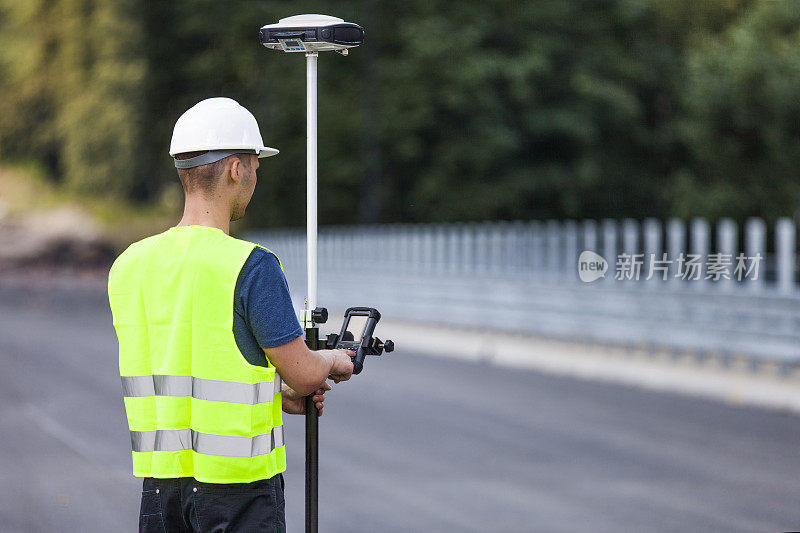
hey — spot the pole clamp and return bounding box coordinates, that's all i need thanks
[301,307,328,329]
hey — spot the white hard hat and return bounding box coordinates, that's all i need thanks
[169,97,278,168]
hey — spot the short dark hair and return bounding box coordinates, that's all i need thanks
[174,151,251,195]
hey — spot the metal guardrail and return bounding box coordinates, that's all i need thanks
[245,217,800,364]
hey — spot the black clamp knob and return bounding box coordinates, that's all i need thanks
[311,307,328,324]
[381,339,394,353]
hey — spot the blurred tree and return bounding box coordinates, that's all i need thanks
[379,0,685,222]
[648,0,753,33]
[0,0,146,196]
[1,0,799,227]
[55,0,147,197]
[669,0,800,222]
[0,0,61,173]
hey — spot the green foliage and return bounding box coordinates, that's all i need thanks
[0,0,61,167]
[0,0,146,196]
[670,0,800,223]
[378,0,683,222]
[1,0,799,226]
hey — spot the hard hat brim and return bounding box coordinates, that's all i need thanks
[258,146,279,158]
[168,146,280,158]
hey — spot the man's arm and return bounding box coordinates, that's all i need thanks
[235,248,354,394]
[265,337,354,396]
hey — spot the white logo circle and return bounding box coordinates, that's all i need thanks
[578,251,608,282]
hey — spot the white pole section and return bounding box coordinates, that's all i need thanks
[306,52,318,311]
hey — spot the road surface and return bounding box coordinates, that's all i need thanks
[0,278,798,532]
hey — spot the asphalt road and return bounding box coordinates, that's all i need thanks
[1,278,799,532]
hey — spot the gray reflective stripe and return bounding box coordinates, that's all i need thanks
[131,428,191,452]
[121,374,282,405]
[273,424,284,448]
[154,375,192,396]
[130,426,285,457]
[121,375,155,397]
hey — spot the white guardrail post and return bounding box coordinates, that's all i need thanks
[776,218,796,294]
[690,218,709,288]
[745,218,765,293]
[666,218,684,285]
[643,218,662,285]
[602,219,618,284]
[717,218,737,291]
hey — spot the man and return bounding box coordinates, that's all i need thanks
[108,97,354,532]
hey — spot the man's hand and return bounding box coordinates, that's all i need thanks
[282,381,332,416]
[324,349,355,383]
[265,338,354,396]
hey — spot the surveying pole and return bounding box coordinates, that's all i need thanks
[260,15,366,533]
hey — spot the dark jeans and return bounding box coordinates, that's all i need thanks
[139,475,285,533]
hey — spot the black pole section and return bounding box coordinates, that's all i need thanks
[304,325,320,533]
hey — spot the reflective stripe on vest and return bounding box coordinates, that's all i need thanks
[121,374,282,405]
[130,426,285,457]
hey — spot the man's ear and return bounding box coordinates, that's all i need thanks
[228,157,242,185]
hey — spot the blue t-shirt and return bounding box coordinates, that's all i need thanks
[233,247,303,366]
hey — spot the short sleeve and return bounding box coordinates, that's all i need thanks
[235,248,303,350]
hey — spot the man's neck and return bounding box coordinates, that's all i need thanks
[177,195,231,234]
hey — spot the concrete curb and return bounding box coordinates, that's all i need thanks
[377,318,800,414]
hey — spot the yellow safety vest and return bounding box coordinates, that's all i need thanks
[108,225,286,483]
